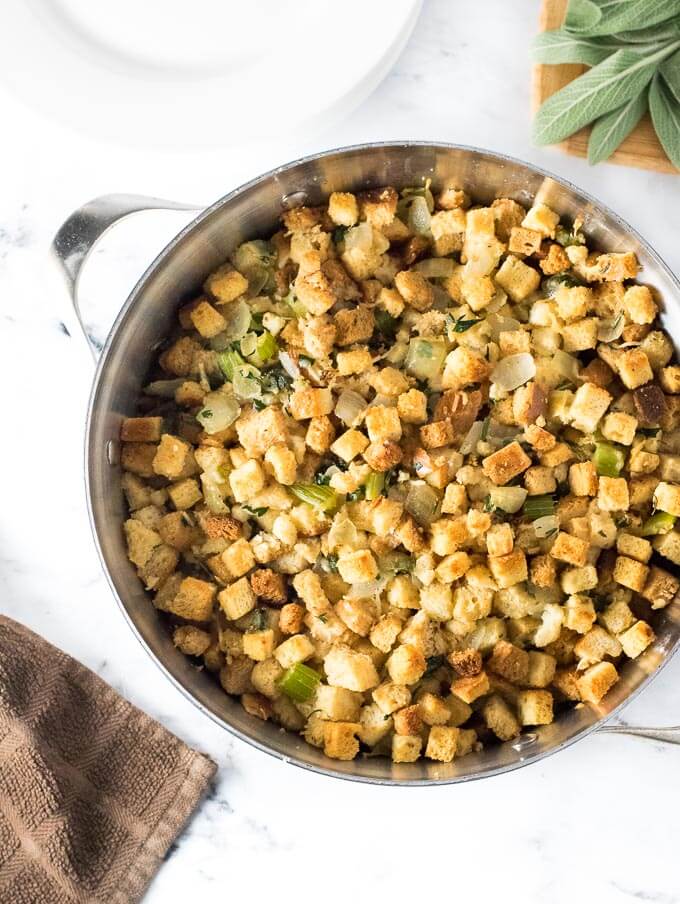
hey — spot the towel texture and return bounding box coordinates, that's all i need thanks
[0,615,216,903]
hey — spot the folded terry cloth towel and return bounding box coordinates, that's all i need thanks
[0,615,216,903]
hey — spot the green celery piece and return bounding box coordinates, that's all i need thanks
[640,511,676,535]
[364,471,385,501]
[289,483,339,513]
[593,441,626,476]
[278,663,320,703]
[217,347,246,381]
[523,494,556,521]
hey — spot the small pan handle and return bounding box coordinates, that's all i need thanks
[51,194,202,361]
[596,723,680,745]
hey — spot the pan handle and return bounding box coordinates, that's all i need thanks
[596,723,680,745]
[51,194,202,361]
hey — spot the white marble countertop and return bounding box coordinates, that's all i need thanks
[2,1,680,901]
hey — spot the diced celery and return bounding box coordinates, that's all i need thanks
[283,290,307,318]
[278,663,320,703]
[289,483,339,513]
[523,494,555,521]
[217,348,246,381]
[593,442,626,477]
[364,471,385,501]
[640,512,676,536]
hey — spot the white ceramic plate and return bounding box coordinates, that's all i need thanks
[0,0,422,147]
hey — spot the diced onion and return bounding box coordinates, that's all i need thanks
[335,390,367,427]
[404,338,447,382]
[408,195,432,236]
[490,353,536,392]
[232,364,262,401]
[200,474,228,513]
[347,578,386,601]
[554,349,580,383]
[279,350,301,379]
[597,315,625,343]
[345,221,373,252]
[460,420,484,455]
[217,299,251,345]
[405,481,439,526]
[414,258,456,278]
[196,390,241,434]
[486,288,508,313]
[143,378,185,398]
[487,313,521,341]
[328,512,359,552]
[534,515,559,538]
[488,486,527,513]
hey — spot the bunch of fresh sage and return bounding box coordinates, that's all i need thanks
[532,0,680,166]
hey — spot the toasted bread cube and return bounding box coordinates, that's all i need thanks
[152,434,198,480]
[419,420,455,450]
[487,640,529,685]
[166,576,216,622]
[451,671,490,704]
[243,629,276,662]
[568,461,598,497]
[525,651,556,688]
[372,682,411,715]
[392,734,422,763]
[363,440,403,472]
[274,634,315,669]
[482,694,520,740]
[569,383,612,434]
[336,348,372,376]
[550,532,588,568]
[221,538,255,579]
[441,346,491,390]
[500,330,531,357]
[229,459,265,503]
[393,704,423,736]
[436,551,471,584]
[517,689,553,725]
[205,265,248,303]
[417,692,451,727]
[189,300,228,338]
[397,389,428,424]
[328,191,359,227]
[264,444,297,485]
[616,532,652,563]
[316,686,363,722]
[247,659,282,700]
[625,285,657,324]
[640,566,680,609]
[279,603,305,635]
[524,466,556,496]
[236,405,289,458]
[357,704,393,746]
[602,412,637,446]
[289,386,334,420]
[521,203,559,237]
[482,441,532,486]
[508,226,542,256]
[173,625,212,657]
[525,426,556,455]
[564,594,596,635]
[598,476,630,512]
[328,429,368,465]
[448,649,482,678]
[613,555,649,592]
[336,597,375,637]
[577,661,618,704]
[219,577,257,620]
[166,478,201,511]
[425,725,460,762]
[120,416,163,443]
[323,722,360,761]
[417,582,452,621]
[440,484,467,516]
[574,625,622,666]
[305,415,335,454]
[324,644,379,692]
[486,523,514,558]
[653,481,680,517]
[488,549,528,589]
[561,565,598,595]
[620,620,655,659]
[365,405,402,443]
[430,208,466,256]
[292,569,330,615]
[370,367,410,397]
[387,643,426,686]
[660,366,680,394]
[618,348,653,389]
[554,286,591,322]
[652,529,680,565]
[599,599,635,637]
[394,269,434,312]
[337,550,378,585]
[495,255,541,302]
[529,553,556,589]
[563,318,598,352]
[460,274,495,311]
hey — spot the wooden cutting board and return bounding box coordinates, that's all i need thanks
[533,0,678,173]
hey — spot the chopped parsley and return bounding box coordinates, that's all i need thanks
[243,505,269,517]
[452,315,483,333]
[199,409,212,418]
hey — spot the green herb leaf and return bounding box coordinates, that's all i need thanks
[453,316,483,333]
[555,225,586,246]
[582,1,680,38]
[543,272,581,295]
[533,44,678,146]
[661,47,680,102]
[199,409,213,418]
[565,0,602,32]
[333,226,348,244]
[318,554,339,573]
[650,72,680,167]
[523,494,556,520]
[533,29,621,65]
[424,654,446,677]
[588,87,649,163]
[243,504,269,517]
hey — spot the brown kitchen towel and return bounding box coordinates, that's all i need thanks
[0,615,217,904]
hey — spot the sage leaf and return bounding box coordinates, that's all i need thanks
[580,0,680,37]
[617,20,680,44]
[565,0,602,31]
[533,29,623,65]
[588,87,649,162]
[649,73,680,168]
[661,47,680,103]
[533,43,679,146]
